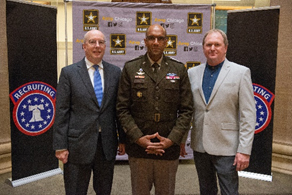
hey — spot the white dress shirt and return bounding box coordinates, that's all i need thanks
[85,57,104,92]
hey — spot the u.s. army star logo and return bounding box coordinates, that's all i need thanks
[187,13,203,34]
[136,11,151,33]
[164,35,177,56]
[83,10,99,31]
[110,34,126,55]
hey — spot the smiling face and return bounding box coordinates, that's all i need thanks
[144,24,167,62]
[203,31,228,66]
[82,30,106,64]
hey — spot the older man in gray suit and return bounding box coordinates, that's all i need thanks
[182,29,256,195]
[53,30,125,195]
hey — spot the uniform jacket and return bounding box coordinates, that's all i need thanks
[53,58,125,164]
[187,59,256,156]
[116,54,193,160]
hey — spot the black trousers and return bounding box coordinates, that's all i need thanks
[193,151,239,195]
[64,135,115,195]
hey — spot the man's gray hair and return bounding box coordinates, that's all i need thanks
[202,29,228,46]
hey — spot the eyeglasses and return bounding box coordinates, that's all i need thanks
[87,39,106,46]
[146,36,166,42]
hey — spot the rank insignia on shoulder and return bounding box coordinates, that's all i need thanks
[169,57,183,64]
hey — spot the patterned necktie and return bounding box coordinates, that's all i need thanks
[93,65,103,106]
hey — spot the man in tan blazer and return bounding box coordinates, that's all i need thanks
[182,29,256,195]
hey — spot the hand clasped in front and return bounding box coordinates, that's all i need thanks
[136,132,174,156]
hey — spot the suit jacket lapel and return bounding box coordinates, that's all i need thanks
[198,64,207,105]
[157,57,170,83]
[208,60,230,104]
[101,61,111,110]
[77,59,100,108]
[140,55,156,81]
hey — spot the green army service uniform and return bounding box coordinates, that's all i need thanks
[117,54,193,160]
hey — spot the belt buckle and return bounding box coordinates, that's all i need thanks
[154,113,160,122]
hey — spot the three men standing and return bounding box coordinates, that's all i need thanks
[53,26,255,195]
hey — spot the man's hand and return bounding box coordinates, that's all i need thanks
[145,133,174,156]
[55,150,69,164]
[118,143,126,155]
[180,143,187,157]
[233,152,250,171]
[136,132,160,148]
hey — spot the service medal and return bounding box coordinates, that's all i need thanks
[137,91,143,98]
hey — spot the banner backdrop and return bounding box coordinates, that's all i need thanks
[7,0,61,186]
[72,2,211,68]
[227,7,279,181]
[72,1,211,160]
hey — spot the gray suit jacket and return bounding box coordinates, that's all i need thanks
[188,59,256,156]
[53,58,125,163]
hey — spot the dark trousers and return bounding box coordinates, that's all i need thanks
[63,135,115,195]
[193,151,239,195]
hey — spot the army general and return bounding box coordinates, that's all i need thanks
[116,24,193,195]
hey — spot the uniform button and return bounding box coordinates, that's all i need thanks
[155,107,159,111]
[155,86,159,90]
[155,96,159,100]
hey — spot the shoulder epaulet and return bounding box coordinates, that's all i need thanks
[126,55,144,63]
[167,56,184,65]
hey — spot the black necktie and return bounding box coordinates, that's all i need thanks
[152,63,159,80]
[152,63,159,73]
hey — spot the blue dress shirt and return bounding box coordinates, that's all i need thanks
[202,61,224,103]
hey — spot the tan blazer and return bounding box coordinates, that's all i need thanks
[188,59,256,156]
